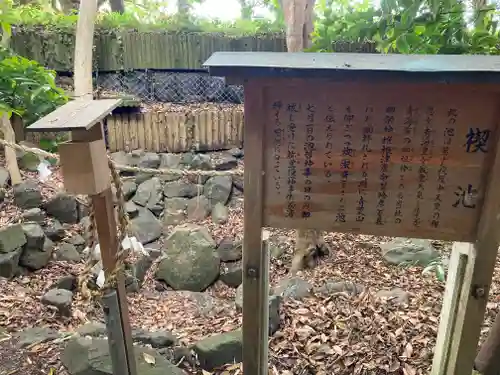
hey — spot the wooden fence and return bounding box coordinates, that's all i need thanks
[11,29,377,72]
[26,105,244,153]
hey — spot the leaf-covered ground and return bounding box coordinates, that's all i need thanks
[0,162,499,375]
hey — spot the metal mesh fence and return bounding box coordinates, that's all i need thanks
[95,70,244,104]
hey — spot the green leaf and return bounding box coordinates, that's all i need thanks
[414,25,425,35]
[395,34,410,53]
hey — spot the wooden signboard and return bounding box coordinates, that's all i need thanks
[204,52,500,375]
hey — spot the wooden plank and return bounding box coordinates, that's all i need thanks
[107,116,117,152]
[151,112,160,152]
[443,110,500,375]
[92,188,137,375]
[143,112,153,151]
[242,81,269,375]
[260,80,498,242]
[136,113,146,150]
[431,242,472,375]
[28,99,121,132]
[204,52,500,83]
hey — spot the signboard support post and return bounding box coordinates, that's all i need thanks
[438,130,500,375]
[242,80,270,375]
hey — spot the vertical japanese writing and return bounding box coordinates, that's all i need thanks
[395,105,417,224]
[285,103,300,218]
[465,127,490,153]
[432,109,456,228]
[337,106,354,222]
[376,106,395,225]
[324,106,335,182]
[302,104,316,218]
[272,101,283,195]
[356,106,373,222]
[413,106,434,227]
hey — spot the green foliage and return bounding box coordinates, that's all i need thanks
[7,4,284,35]
[0,53,68,124]
[311,0,382,51]
[310,0,500,56]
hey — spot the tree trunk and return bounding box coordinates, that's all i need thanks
[109,0,125,13]
[73,0,98,98]
[280,0,326,273]
[1,24,22,185]
[475,310,500,374]
[178,0,191,16]
[1,114,22,185]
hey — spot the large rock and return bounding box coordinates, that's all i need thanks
[124,254,153,293]
[212,154,238,171]
[62,337,184,375]
[43,220,65,241]
[132,329,177,348]
[273,277,312,300]
[219,262,242,287]
[163,181,201,199]
[132,177,164,215]
[16,327,60,348]
[19,236,54,270]
[156,224,220,291]
[13,181,43,209]
[137,152,161,169]
[217,237,242,262]
[380,237,440,266]
[211,202,228,224]
[0,224,26,253]
[41,288,73,316]
[190,154,212,170]
[186,196,210,221]
[159,153,181,169]
[0,248,22,278]
[44,193,79,224]
[121,181,137,200]
[163,198,188,225]
[234,285,281,335]
[129,208,162,245]
[21,223,45,250]
[21,208,45,223]
[193,330,242,371]
[203,176,232,206]
[57,242,81,262]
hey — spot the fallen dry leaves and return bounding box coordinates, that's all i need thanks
[0,156,499,375]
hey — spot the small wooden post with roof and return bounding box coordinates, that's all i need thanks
[26,1,137,375]
[204,51,500,375]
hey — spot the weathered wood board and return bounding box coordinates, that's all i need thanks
[261,82,498,241]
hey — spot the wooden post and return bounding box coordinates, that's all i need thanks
[27,99,136,375]
[442,129,500,375]
[242,80,269,375]
[91,185,137,375]
[431,242,475,375]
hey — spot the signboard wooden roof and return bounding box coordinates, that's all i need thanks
[204,52,500,82]
[28,99,122,132]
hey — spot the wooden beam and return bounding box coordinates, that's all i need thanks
[242,80,269,375]
[27,99,121,132]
